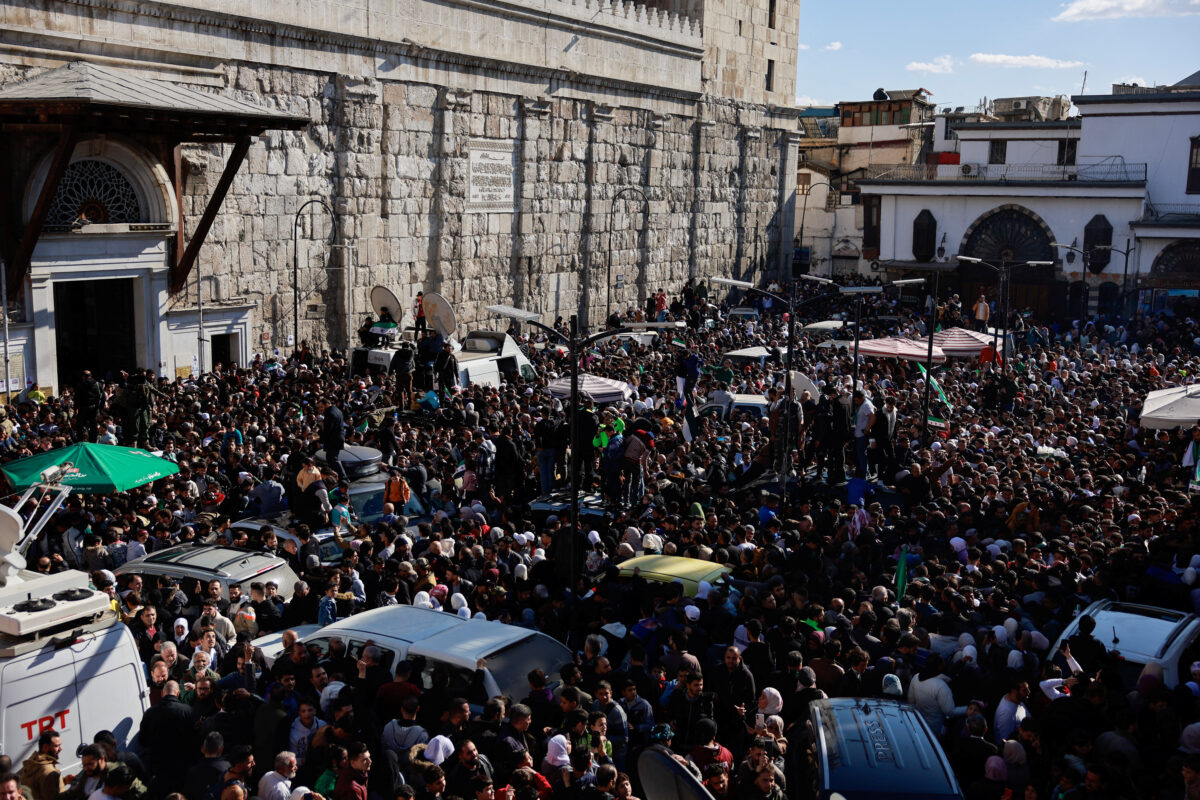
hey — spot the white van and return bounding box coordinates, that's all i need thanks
[301,606,572,709]
[0,504,149,771]
[456,330,536,388]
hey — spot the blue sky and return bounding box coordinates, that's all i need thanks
[793,0,1200,109]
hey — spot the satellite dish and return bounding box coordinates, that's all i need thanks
[370,285,404,323]
[422,292,458,338]
[637,748,714,800]
[790,370,819,400]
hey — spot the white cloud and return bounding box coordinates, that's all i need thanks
[1116,75,1148,85]
[795,94,827,107]
[824,41,843,51]
[797,43,810,50]
[970,53,1086,69]
[907,55,954,74]
[1053,0,1200,21]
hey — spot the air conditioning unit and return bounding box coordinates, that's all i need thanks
[1012,99,1027,110]
[961,163,979,176]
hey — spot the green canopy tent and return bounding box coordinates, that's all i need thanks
[2,443,180,494]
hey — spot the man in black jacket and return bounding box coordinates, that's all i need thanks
[138,681,197,793]
[317,398,347,482]
[74,369,103,442]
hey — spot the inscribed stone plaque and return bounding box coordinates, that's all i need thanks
[467,139,517,212]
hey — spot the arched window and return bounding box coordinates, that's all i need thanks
[45,159,144,227]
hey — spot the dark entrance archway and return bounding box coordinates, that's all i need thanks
[54,279,136,384]
[959,206,1062,319]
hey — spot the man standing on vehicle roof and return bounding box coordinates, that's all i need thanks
[317,398,348,484]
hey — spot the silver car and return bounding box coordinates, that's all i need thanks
[116,545,301,601]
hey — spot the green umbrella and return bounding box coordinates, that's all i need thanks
[2,443,180,493]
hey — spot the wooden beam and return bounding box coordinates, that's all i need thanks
[170,144,187,269]
[0,131,16,270]
[9,124,77,296]
[170,134,250,294]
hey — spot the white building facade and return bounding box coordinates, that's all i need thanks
[857,75,1200,323]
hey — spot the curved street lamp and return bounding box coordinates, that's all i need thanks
[797,179,834,279]
[607,187,649,324]
[1051,240,1136,322]
[957,256,1053,360]
[293,198,336,354]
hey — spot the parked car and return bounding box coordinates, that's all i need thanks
[230,473,428,567]
[1051,600,1200,689]
[695,393,769,422]
[116,545,300,601]
[252,623,323,668]
[617,555,733,597]
[727,306,761,323]
[315,444,384,481]
[809,698,963,800]
[300,606,572,710]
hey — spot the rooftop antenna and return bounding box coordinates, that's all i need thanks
[1079,69,1088,95]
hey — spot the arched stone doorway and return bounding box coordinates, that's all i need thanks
[1145,240,1200,316]
[958,205,1062,320]
[24,137,178,390]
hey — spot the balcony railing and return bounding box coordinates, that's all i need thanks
[861,162,1148,183]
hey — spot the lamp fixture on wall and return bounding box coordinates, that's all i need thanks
[936,232,946,260]
[1065,237,1078,265]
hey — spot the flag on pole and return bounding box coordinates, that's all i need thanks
[682,396,699,443]
[896,544,909,598]
[918,364,953,413]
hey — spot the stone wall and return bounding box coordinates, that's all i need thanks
[164,63,797,346]
[0,0,802,352]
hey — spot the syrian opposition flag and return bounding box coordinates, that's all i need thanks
[896,544,909,598]
[918,364,953,414]
[682,395,699,443]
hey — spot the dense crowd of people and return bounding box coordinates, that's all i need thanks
[3,276,1200,800]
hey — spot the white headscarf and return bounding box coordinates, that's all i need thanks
[425,735,455,766]
[545,735,571,768]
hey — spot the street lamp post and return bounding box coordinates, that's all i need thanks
[957,256,1053,362]
[293,198,336,356]
[797,179,834,279]
[486,304,680,603]
[608,187,649,324]
[714,275,836,475]
[921,270,942,443]
[1052,240,1136,322]
[838,279,926,392]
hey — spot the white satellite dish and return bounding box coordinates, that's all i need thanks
[370,285,404,324]
[421,292,458,338]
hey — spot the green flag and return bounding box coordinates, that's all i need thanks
[356,418,370,433]
[918,363,953,413]
[896,544,909,599]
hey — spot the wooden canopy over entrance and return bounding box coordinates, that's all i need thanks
[0,61,309,294]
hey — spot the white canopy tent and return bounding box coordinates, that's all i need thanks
[547,374,634,403]
[1139,385,1200,429]
[931,327,1004,357]
[853,336,947,364]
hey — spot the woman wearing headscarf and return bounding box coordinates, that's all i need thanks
[541,734,572,791]
[966,755,1008,800]
[172,616,194,659]
[1001,739,1030,790]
